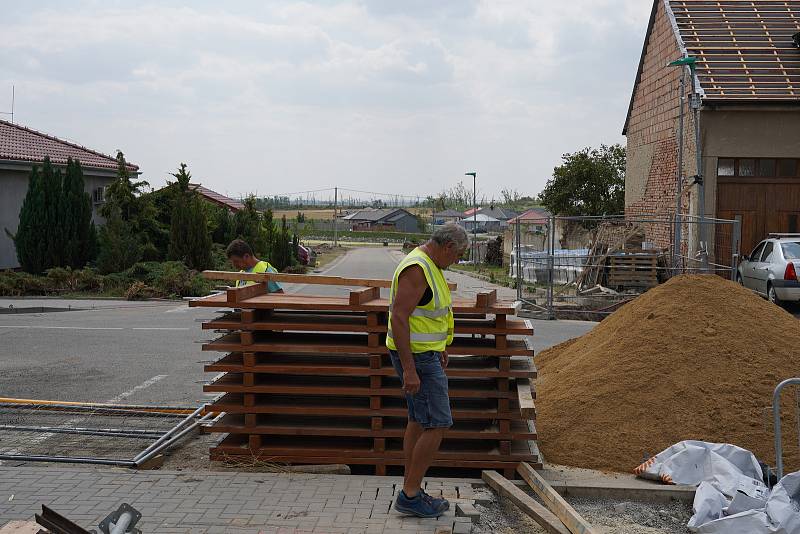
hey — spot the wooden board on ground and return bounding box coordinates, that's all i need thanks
[517,462,597,534]
[482,471,570,534]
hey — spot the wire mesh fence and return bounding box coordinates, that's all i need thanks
[0,401,212,466]
[511,214,741,319]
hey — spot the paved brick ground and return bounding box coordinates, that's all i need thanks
[0,466,478,533]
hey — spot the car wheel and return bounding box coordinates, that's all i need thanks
[768,284,782,306]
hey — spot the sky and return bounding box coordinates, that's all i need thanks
[2,0,652,202]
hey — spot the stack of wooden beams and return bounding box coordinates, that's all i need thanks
[190,271,540,477]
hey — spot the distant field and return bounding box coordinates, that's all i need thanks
[273,207,436,221]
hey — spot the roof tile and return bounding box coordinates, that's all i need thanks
[0,119,138,171]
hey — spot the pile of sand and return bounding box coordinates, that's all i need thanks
[536,274,800,473]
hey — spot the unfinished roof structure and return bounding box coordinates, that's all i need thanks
[624,0,800,134]
[673,0,800,100]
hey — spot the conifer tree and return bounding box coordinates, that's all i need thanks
[167,163,212,270]
[11,164,48,273]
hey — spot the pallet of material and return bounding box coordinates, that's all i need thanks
[607,254,659,289]
[194,275,539,477]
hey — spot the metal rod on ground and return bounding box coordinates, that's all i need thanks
[0,424,164,439]
[0,454,136,467]
[773,378,800,480]
[0,397,195,414]
[131,404,207,463]
[0,403,187,418]
[133,412,217,466]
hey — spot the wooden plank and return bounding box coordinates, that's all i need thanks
[203,314,533,336]
[209,449,541,470]
[226,283,267,304]
[349,287,380,305]
[203,270,457,290]
[517,462,597,534]
[482,471,570,534]
[207,415,537,440]
[190,293,517,315]
[517,378,536,419]
[204,353,537,379]
[208,394,528,420]
[202,332,533,356]
[476,290,497,308]
[203,375,518,399]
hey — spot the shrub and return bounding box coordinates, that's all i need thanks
[125,281,154,300]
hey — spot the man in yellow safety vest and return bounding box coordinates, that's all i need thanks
[387,223,469,518]
[225,239,284,293]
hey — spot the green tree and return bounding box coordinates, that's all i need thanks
[210,205,234,245]
[97,151,159,272]
[538,144,626,217]
[232,196,261,246]
[10,165,48,273]
[167,163,212,270]
[61,158,96,268]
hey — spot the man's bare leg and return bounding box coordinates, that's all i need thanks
[402,427,446,497]
[403,421,424,494]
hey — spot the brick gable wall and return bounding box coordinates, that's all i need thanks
[625,0,697,250]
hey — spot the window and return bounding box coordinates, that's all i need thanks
[761,241,774,262]
[739,159,755,176]
[759,159,776,177]
[92,187,106,204]
[718,158,799,178]
[750,242,766,261]
[718,159,735,176]
[782,242,800,260]
[779,159,797,177]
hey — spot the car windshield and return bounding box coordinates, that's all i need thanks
[781,242,800,260]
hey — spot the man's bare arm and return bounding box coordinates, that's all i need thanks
[390,265,428,395]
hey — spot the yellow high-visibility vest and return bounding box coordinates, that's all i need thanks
[235,260,282,293]
[386,247,454,353]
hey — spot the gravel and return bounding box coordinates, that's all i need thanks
[472,487,693,534]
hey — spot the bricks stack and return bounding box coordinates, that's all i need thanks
[191,278,540,478]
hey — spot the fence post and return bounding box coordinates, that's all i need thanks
[731,217,741,281]
[515,221,522,302]
[546,216,555,320]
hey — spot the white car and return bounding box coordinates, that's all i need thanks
[737,235,800,305]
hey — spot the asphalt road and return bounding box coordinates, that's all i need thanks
[0,247,595,407]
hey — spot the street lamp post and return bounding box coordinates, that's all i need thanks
[465,172,477,264]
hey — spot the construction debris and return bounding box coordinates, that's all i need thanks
[192,276,540,476]
[536,274,800,473]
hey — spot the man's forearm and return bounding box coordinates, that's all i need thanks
[391,314,415,371]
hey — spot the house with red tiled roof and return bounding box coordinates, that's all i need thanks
[0,119,140,269]
[625,0,800,262]
[189,183,245,212]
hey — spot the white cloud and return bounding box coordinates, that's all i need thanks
[1,0,653,199]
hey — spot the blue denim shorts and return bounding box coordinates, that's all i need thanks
[389,350,453,429]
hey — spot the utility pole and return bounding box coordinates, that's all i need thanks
[669,57,693,272]
[333,186,338,248]
[465,172,477,263]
